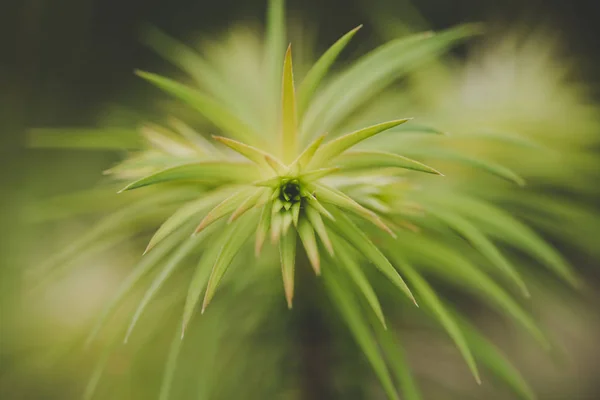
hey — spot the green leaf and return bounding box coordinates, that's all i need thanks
[310,119,410,168]
[279,227,297,308]
[281,45,298,163]
[255,202,272,256]
[326,209,417,306]
[392,257,481,384]
[322,268,400,400]
[213,135,283,171]
[305,204,334,255]
[330,236,387,328]
[120,162,259,192]
[202,211,259,312]
[135,70,265,146]
[290,134,326,169]
[299,167,340,181]
[159,325,184,400]
[336,150,443,175]
[181,229,231,334]
[314,184,395,236]
[85,229,187,346]
[28,128,141,150]
[438,193,579,287]
[302,24,481,135]
[297,219,320,274]
[451,311,536,400]
[124,229,210,343]
[374,326,422,400]
[404,149,525,186]
[264,0,286,114]
[195,188,256,233]
[298,25,362,116]
[145,189,233,253]
[426,205,530,297]
[229,188,267,223]
[391,233,550,348]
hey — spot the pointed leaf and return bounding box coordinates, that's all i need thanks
[322,269,400,400]
[438,193,579,287]
[229,188,266,223]
[195,188,256,233]
[85,232,185,347]
[281,45,298,162]
[314,184,395,236]
[299,167,340,181]
[393,258,481,384]
[213,135,282,170]
[326,209,416,306]
[427,205,530,297]
[255,202,272,256]
[305,204,334,255]
[136,70,264,146]
[291,134,326,169]
[146,189,233,253]
[337,150,443,175]
[455,313,536,400]
[297,219,320,274]
[120,162,259,192]
[331,236,386,328]
[391,233,550,348]
[404,149,525,186]
[279,227,297,308]
[124,231,209,343]
[310,119,410,168]
[298,25,362,116]
[202,212,259,312]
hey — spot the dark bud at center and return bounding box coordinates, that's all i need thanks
[280,180,301,203]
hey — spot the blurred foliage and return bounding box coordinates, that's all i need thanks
[3,0,600,399]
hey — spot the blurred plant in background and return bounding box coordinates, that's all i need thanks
[5,0,600,399]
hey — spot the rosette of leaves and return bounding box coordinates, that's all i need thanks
[28,1,585,399]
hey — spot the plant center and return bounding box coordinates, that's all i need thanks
[280,180,302,203]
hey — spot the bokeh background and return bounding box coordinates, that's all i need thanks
[2,0,600,399]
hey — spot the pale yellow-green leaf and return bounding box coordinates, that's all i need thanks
[279,227,297,308]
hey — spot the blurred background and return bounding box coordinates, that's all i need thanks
[2,0,600,399]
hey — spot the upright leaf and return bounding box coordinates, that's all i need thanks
[281,45,298,162]
[298,25,362,116]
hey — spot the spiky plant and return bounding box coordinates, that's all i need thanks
[26,1,593,399]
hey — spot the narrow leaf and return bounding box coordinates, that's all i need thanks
[393,258,481,384]
[279,227,297,308]
[298,25,362,116]
[310,119,410,168]
[337,150,443,175]
[202,212,258,312]
[213,135,282,170]
[322,269,400,400]
[195,188,256,233]
[255,202,272,256]
[124,231,209,343]
[314,184,395,236]
[146,189,232,253]
[290,134,326,169]
[136,70,264,146]
[326,209,417,306]
[427,205,530,297]
[305,204,334,255]
[281,45,298,162]
[331,236,387,328]
[120,162,259,192]
[297,219,320,274]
